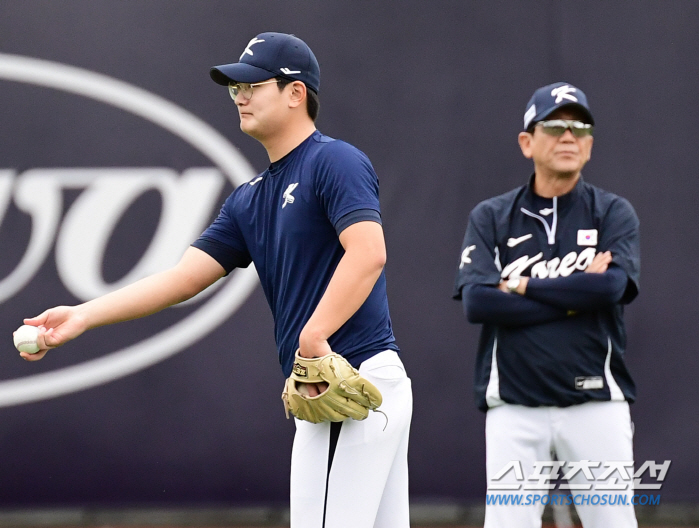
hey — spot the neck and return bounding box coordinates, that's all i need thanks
[262,120,317,163]
[533,169,580,198]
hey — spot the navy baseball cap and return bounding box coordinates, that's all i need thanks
[523,82,594,131]
[210,32,320,94]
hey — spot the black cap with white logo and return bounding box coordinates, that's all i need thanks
[523,82,594,130]
[210,32,320,94]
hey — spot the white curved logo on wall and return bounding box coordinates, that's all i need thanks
[0,53,259,407]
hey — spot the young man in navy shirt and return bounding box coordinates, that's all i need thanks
[454,83,640,527]
[21,33,412,528]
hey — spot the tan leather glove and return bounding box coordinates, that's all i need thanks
[281,349,383,424]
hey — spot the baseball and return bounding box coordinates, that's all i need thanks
[13,325,41,354]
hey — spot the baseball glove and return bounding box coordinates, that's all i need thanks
[281,349,383,424]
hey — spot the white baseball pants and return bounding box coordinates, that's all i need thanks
[289,350,413,528]
[484,401,638,528]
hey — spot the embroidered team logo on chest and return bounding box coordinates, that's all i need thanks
[502,247,597,279]
[282,182,299,208]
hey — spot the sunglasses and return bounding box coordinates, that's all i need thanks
[536,119,594,138]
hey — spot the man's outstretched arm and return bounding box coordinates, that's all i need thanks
[20,247,226,361]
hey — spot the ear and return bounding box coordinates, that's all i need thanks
[518,131,534,159]
[287,81,307,109]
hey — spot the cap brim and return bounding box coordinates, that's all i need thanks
[209,62,277,86]
[535,103,595,126]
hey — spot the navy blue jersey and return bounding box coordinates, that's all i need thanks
[194,131,399,377]
[453,176,640,411]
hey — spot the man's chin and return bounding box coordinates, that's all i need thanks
[239,121,259,137]
[552,163,584,178]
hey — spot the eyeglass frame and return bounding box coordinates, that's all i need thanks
[534,119,594,138]
[228,79,281,101]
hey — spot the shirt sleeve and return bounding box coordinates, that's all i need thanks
[525,265,629,311]
[334,208,382,236]
[191,191,252,274]
[191,237,251,274]
[464,284,569,326]
[598,197,641,304]
[313,141,382,227]
[453,203,503,299]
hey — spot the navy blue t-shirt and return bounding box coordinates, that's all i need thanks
[453,176,640,411]
[194,131,399,377]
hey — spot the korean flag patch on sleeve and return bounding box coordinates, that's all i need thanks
[577,229,598,246]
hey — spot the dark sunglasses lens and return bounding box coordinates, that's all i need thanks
[568,123,593,137]
[575,124,594,137]
[542,124,567,136]
[541,121,592,137]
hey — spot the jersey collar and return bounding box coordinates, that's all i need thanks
[268,130,320,176]
[523,173,585,210]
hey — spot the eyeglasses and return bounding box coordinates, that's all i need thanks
[228,80,280,101]
[536,119,594,138]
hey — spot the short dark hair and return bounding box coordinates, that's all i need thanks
[276,77,320,122]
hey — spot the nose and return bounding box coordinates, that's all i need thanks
[559,128,577,141]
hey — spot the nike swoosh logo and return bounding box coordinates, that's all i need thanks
[507,234,533,247]
[280,68,301,75]
[249,177,263,186]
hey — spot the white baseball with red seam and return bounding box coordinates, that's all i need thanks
[13,325,40,354]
